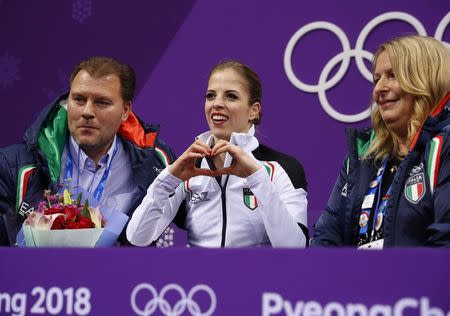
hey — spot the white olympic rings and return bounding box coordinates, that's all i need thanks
[130,283,217,316]
[284,11,450,123]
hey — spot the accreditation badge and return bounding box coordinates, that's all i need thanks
[358,239,384,250]
[375,212,383,231]
[369,180,378,188]
[359,211,369,228]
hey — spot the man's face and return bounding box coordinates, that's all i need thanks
[68,70,130,160]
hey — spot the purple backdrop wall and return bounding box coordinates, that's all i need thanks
[1,248,450,315]
[1,1,449,242]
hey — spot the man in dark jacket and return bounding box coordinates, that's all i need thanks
[0,56,175,246]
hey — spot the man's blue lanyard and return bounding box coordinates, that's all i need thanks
[64,140,119,202]
[358,157,393,241]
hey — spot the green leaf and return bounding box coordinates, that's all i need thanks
[63,189,72,205]
[81,198,91,219]
[76,193,83,207]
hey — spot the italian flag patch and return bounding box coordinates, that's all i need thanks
[404,172,425,204]
[243,188,258,210]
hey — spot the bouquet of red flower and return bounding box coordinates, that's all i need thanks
[21,187,126,247]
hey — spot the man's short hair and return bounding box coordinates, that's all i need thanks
[70,56,136,102]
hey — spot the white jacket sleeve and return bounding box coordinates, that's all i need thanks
[246,165,308,248]
[126,168,186,246]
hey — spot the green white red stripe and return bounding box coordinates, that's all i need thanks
[428,135,443,194]
[406,182,424,202]
[183,179,192,199]
[244,194,258,209]
[263,162,275,181]
[155,147,170,167]
[15,165,36,211]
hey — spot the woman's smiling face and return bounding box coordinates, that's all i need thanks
[372,50,414,136]
[205,68,259,142]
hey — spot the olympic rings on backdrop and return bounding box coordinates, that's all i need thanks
[130,283,217,316]
[284,11,450,123]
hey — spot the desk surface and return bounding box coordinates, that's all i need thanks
[0,248,448,316]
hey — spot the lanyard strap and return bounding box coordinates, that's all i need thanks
[374,184,394,228]
[358,158,390,238]
[64,140,119,202]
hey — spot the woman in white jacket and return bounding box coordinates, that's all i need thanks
[127,61,308,247]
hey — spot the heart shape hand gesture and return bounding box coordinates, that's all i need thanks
[168,139,261,181]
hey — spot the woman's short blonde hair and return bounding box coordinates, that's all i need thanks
[366,35,450,161]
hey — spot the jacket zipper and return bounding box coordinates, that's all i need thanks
[205,157,230,247]
[216,175,230,247]
[220,185,227,247]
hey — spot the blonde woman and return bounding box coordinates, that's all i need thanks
[312,35,450,248]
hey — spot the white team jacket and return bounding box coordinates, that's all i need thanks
[127,127,308,247]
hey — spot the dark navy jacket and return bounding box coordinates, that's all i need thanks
[312,94,450,247]
[0,93,175,246]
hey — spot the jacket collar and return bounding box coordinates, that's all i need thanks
[23,93,69,148]
[345,127,373,159]
[23,92,161,183]
[196,126,259,169]
[345,92,450,158]
[196,125,259,152]
[24,92,160,148]
[410,92,450,151]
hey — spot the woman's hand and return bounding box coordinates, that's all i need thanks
[211,139,261,178]
[168,140,217,181]
[169,139,261,181]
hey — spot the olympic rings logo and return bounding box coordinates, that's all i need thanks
[130,283,217,316]
[284,11,450,123]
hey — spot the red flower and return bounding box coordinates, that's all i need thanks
[78,215,95,228]
[43,204,64,215]
[65,215,95,229]
[50,215,65,230]
[42,204,97,230]
[64,205,81,222]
